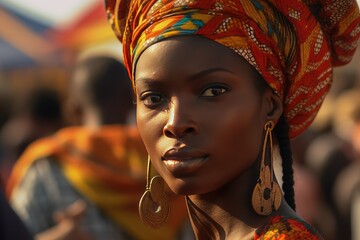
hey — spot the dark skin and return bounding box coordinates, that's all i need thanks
[135,36,297,239]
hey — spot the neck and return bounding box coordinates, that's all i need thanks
[185,160,295,240]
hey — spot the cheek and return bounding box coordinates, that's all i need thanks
[229,118,262,165]
[137,109,175,185]
[210,101,263,169]
[136,107,158,150]
[136,106,165,166]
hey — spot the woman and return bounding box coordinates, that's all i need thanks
[104,0,360,239]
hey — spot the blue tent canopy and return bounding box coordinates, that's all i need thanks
[0,4,54,69]
[0,39,34,69]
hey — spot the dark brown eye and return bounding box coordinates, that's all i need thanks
[201,86,227,97]
[141,93,166,108]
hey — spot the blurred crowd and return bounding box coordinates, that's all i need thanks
[290,52,360,240]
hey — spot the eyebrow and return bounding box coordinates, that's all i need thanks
[135,67,235,85]
[188,67,235,81]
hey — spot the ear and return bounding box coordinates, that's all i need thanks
[261,88,283,126]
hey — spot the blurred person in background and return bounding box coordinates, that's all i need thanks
[0,87,63,186]
[289,129,322,228]
[6,56,192,240]
[331,88,360,240]
[305,86,360,240]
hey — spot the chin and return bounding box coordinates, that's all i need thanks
[166,177,218,196]
[165,179,193,195]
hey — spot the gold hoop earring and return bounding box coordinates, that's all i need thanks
[139,155,170,228]
[252,121,282,216]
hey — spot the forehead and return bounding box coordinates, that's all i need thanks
[135,35,255,80]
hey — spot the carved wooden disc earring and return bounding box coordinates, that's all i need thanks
[139,155,170,228]
[252,121,282,216]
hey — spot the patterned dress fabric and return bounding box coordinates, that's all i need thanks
[255,215,323,239]
[105,0,360,138]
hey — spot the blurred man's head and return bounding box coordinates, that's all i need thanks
[66,56,133,127]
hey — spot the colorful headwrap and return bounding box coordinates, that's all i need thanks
[105,0,360,138]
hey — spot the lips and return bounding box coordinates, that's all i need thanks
[162,146,208,176]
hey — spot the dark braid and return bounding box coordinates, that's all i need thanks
[274,114,296,211]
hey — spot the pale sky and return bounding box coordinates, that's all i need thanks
[1,0,360,28]
[0,0,99,28]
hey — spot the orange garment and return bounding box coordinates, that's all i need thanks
[105,0,360,138]
[7,125,189,240]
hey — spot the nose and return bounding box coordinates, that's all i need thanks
[163,98,198,138]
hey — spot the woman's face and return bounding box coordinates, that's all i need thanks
[135,36,276,195]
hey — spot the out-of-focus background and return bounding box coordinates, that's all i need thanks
[0,0,122,179]
[0,0,359,240]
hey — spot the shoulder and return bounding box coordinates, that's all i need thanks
[10,157,72,205]
[255,215,323,240]
[11,158,63,200]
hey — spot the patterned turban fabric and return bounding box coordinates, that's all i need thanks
[105,0,360,138]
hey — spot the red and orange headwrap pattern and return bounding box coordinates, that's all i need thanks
[105,0,360,138]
